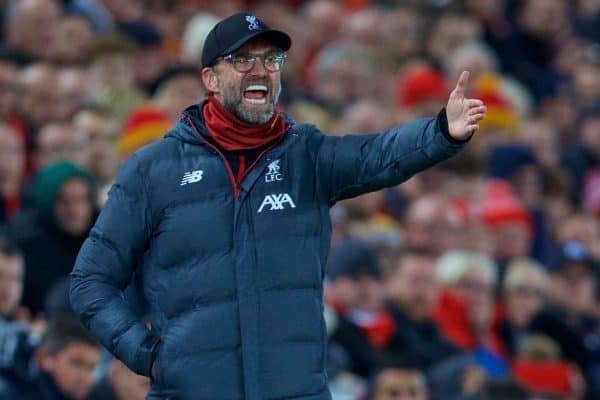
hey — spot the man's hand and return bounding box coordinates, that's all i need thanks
[446,71,487,141]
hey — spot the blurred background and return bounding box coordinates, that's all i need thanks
[0,0,598,399]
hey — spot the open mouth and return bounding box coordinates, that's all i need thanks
[243,84,268,104]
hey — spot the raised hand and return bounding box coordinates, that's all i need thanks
[446,71,487,141]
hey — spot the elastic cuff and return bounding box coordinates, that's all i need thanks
[437,108,472,144]
[134,334,161,377]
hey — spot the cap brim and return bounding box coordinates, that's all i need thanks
[222,29,291,56]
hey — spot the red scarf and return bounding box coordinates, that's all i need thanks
[203,95,288,151]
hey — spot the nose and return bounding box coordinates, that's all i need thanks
[248,56,268,75]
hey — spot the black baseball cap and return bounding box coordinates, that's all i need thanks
[201,12,291,68]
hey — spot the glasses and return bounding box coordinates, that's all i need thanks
[221,52,287,73]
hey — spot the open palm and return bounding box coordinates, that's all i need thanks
[446,71,487,141]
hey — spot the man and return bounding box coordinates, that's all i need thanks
[368,363,429,400]
[73,105,120,188]
[70,13,487,400]
[35,122,90,172]
[325,239,391,378]
[0,317,101,400]
[384,248,456,370]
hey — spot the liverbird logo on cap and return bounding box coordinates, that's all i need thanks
[245,15,259,31]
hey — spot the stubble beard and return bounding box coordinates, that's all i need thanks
[217,77,281,125]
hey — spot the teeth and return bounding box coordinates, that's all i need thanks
[245,98,267,104]
[245,84,268,92]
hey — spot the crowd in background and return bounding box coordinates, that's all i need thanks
[0,0,598,399]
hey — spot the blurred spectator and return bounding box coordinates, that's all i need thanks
[339,7,388,49]
[503,0,571,99]
[434,251,504,358]
[0,317,101,400]
[87,358,150,400]
[73,106,120,189]
[499,258,587,369]
[35,121,90,172]
[367,363,429,400]
[582,167,600,217]
[298,0,347,87]
[55,67,92,122]
[325,239,392,378]
[86,34,146,121]
[518,117,560,169]
[3,0,62,63]
[472,378,531,400]
[309,43,376,113]
[0,122,25,222]
[554,212,600,260]
[152,65,204,121]
[428,353,489,400]
[562,110,600,203]
[548,241,599,329]
[443,41,499,85]
[118,21,168,94]
[51,15,94,65]
[574,0,600,42]
[511,335,586,399]
[0,237,24,320]
[180,12,220,64]
[547,240,600,398]
[384,247,456,370]
[3,162,96,315]
[0,54,19,120]
[96,0,144,25]
[401,193,483,254]
[18,63,59,133]
[384,6,424,66]
[477,179,533,265]
[426,13,482,66]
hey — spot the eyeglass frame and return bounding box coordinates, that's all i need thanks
[219,51,288,73]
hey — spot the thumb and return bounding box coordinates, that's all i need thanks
[452,70,470,97]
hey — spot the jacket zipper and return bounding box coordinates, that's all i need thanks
[186,116,289,199]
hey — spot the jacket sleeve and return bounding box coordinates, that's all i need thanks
[316,109,468,203]
[69,154,159,376]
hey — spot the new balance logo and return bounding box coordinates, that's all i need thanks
[180,170,203,186]
[265,159,283,182]
[258,193,296,213]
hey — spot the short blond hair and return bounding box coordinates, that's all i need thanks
[503,258,548,293]
[436,250,497,287]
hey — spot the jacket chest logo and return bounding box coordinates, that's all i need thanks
[265,159,283,182]
[258,193,296,213]
[180,170,203,185]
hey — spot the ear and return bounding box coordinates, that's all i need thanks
[201,67,219,93]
